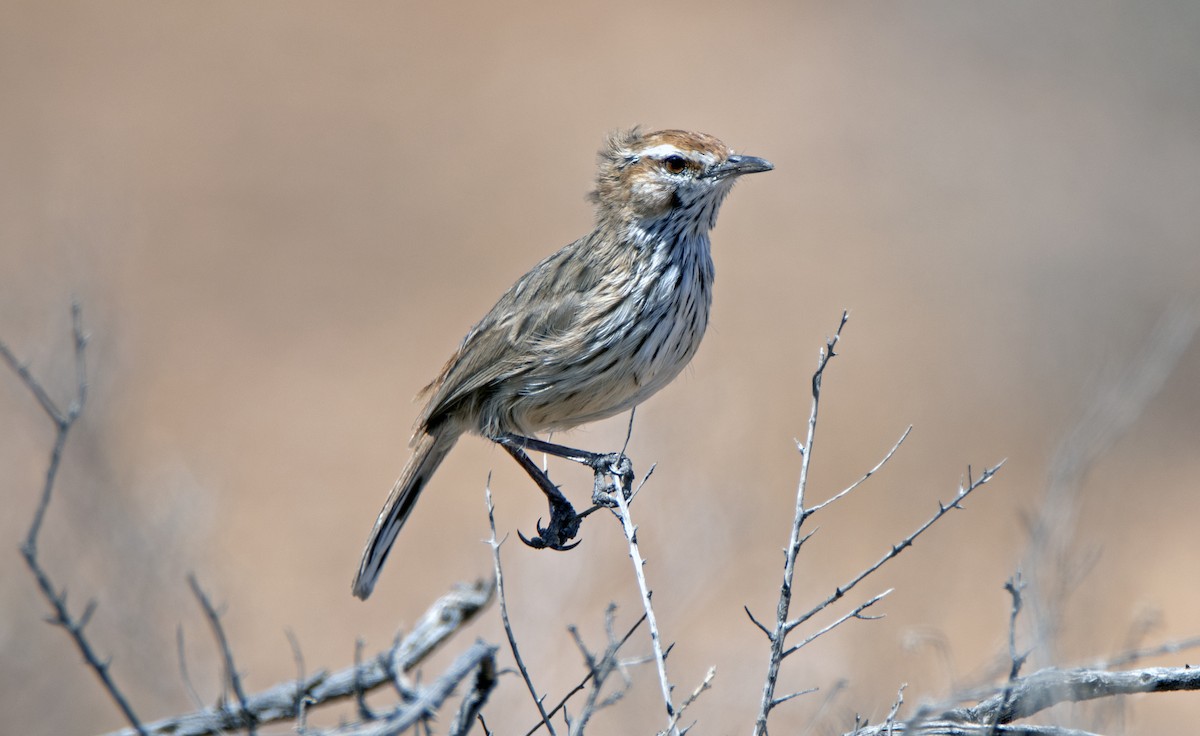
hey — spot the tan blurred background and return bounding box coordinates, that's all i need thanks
[3,1,1199,734]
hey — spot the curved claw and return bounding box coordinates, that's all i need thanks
[517,524,582,551]
[517,527,545,549]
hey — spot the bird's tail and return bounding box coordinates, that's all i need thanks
[352,430,458,599]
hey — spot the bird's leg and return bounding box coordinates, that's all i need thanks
[500,443,581,550]
[494,433,635,507]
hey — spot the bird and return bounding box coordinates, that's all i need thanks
[352,127,772,599]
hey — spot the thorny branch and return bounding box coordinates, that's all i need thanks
[486,484,558,736]
[607,473,676,726]
[752,312,850,736]
[752,312,1004,735]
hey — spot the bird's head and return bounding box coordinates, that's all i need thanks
[591,128,773,232]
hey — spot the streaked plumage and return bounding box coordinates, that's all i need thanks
[353,128,771,599]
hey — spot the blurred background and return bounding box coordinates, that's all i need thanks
[3,1,1199,734]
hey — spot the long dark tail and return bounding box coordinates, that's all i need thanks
[352,430,458,599]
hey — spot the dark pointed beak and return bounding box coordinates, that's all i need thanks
[702,154,774,180]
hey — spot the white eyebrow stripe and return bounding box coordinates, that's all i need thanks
[638,143,687,159]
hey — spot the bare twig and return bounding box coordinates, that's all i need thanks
[104,580,493,736]
[884,684,907,734]
[661,666,716,736]
[808,426,913,515]
[788,463,1003,637]
[285,628,312,729]
[176,627,206,712]
[753,313,1005,735]
[354,638,376,721]
[6,305,147,735]
[608,472,675,726]
[754,312,848,735]
[782,589,893,659]
[187,574,256,734]
[563,605,639,736]
[485,485,558,736]
[523,613,647,736]
[987,574,1030,735]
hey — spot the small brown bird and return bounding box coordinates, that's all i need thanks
[353,128,772,599]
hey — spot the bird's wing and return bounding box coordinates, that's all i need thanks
[415,232,613,434]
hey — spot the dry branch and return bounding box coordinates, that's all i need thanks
[103,579,493,736]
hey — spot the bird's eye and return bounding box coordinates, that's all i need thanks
[662,155,688,174]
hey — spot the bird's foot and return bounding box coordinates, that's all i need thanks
[518,493,582,551]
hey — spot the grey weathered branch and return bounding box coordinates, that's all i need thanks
[848,666,1200,735]
[6,305,148,736]
[486,484,559,736]
[753,312,1005,735]
[103,579,494,736]
[322,639,499,736]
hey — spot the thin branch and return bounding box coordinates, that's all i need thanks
[771,687,819,709]
[808,425,912,515]
[745,605,773,640]
[176,627,206,711]
[7,305,147,735]
[754,311,847,736]
[354,638,375,722]
[782,590,892,659]
[485,485,558,736]
[286,629,310,724]
[564,605,639,736]
[187,574,256,735]
[523,613,647,736]
[786,462,1004,635]
[609,474,675,724]
[883,683,907,734]
[660,666,717,736]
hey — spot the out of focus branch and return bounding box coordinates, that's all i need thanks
[1025,304,1200,665]
[854,666,1200,735]
[5,305,148,736]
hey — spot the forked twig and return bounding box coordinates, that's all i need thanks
[485,484,558,736]
[523,613,647,736]
[753,312,848,735]
[5,305,147,735]
[187,574,256,734]
[753,312,1004,735]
